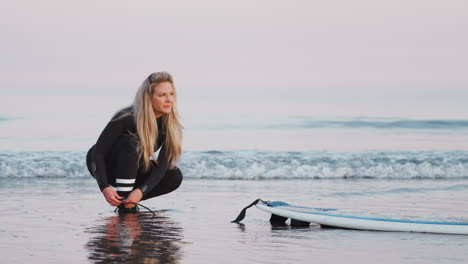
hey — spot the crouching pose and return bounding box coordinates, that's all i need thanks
[86,72,183,213]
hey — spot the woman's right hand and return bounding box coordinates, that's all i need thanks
[102,187,123,206]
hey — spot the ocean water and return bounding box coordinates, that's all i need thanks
[1,95,468,263]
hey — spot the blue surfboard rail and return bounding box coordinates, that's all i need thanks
[266,201,468,226]
[267,201,338,212]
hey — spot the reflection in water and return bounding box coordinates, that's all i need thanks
[86,211,183,264]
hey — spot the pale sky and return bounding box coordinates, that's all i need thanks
[1,0,468,118]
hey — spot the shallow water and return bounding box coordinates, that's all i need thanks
[1,177,468,264]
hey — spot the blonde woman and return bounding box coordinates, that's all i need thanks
[86,72,183,214]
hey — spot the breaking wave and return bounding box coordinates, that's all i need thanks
[1,151,467,180]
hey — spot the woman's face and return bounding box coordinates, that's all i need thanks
[151,81,175,118]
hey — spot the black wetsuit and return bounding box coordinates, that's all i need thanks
[86,107,182,200]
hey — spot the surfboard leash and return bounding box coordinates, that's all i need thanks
[231,198,269,223]
[114,202,156,218]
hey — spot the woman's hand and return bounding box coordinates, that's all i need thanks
[102,187,123,206]
[124,189,143,208]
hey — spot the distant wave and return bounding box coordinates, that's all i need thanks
[0,116,19,122]
[191,118,468,131]
[272,118,468,130]
[1,151,467,180]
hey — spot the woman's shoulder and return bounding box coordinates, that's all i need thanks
[114,106,133,117]
[110,106,134,124]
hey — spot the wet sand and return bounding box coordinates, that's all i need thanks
[2,178,468,264]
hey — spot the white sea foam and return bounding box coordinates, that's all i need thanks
[3,150,465,180]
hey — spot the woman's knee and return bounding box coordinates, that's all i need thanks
[86,146,96,178]
[169,167,183,190]
[156,167,183,193]
[141,168,183,200]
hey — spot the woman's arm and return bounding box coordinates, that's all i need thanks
[136,143,170,196]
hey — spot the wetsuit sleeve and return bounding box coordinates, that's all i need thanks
[93,117,128,191]
[136,143,170,196]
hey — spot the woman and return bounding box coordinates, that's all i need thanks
[86,72,183,214]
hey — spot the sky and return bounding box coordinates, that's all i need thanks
[1,0,468,119]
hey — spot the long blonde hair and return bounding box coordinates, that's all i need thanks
[132,71,183,172]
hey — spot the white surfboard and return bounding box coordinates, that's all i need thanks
[256,201,468,235]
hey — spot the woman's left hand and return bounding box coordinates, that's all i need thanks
[124,189,143,208]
